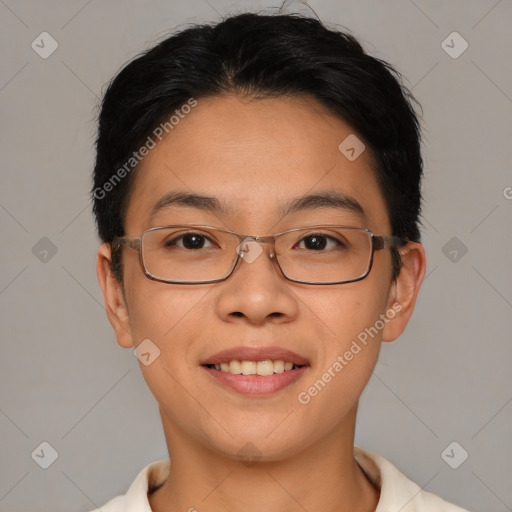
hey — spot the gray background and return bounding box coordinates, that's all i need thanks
[0,0,511,510]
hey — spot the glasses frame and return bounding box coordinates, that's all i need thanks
[112,224,409,285]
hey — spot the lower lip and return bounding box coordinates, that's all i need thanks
[203,366,308,396]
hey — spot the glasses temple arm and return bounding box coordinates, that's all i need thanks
[373,235,409,251]
[112,237,141,251]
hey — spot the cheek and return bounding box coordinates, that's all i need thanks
[314,273,390,353]
[297,278,391,414]
[124,282,211,429]
[124,277,208,387]
[125,270,204,342]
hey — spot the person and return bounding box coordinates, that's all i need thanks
[90,10,469,512]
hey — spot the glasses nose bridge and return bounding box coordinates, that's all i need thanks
[242,234,278,258]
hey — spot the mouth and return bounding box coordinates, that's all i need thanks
[201,346,310,396]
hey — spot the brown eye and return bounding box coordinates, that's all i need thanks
[164,233,214,250]
[296,234,345,251]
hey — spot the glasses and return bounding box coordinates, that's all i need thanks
[112,224,408,285]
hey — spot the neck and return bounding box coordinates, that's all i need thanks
[148,408,379,512]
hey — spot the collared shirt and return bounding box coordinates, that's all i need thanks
[88,447,469,511]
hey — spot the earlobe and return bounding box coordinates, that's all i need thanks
[381,242,427,342]
[96,243,134,348]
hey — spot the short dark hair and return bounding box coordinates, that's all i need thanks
[91,12,423,282]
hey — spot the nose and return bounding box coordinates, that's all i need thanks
[215,239,298,325]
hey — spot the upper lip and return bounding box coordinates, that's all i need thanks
[201,346,310,366]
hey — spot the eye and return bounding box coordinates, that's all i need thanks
[296,233,346,251]
[165,232,216,250]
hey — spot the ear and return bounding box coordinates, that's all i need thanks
[381,241,427,342]
[96,243,134,348]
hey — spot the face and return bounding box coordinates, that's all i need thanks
[98,93,425,462]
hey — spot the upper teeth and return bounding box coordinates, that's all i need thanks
[213,360,296,376]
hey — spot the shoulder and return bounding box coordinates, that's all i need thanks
[354,447,470,512]
[86,458,170,512]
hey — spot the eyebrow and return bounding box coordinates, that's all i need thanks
[149,191,234,219]
[279,190,365,218]
[149,189,366,221]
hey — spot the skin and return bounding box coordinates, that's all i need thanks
[97,93,426,512]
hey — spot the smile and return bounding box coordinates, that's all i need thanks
[201,346,310,396]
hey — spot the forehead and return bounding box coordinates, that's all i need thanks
[124,94,390,233]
